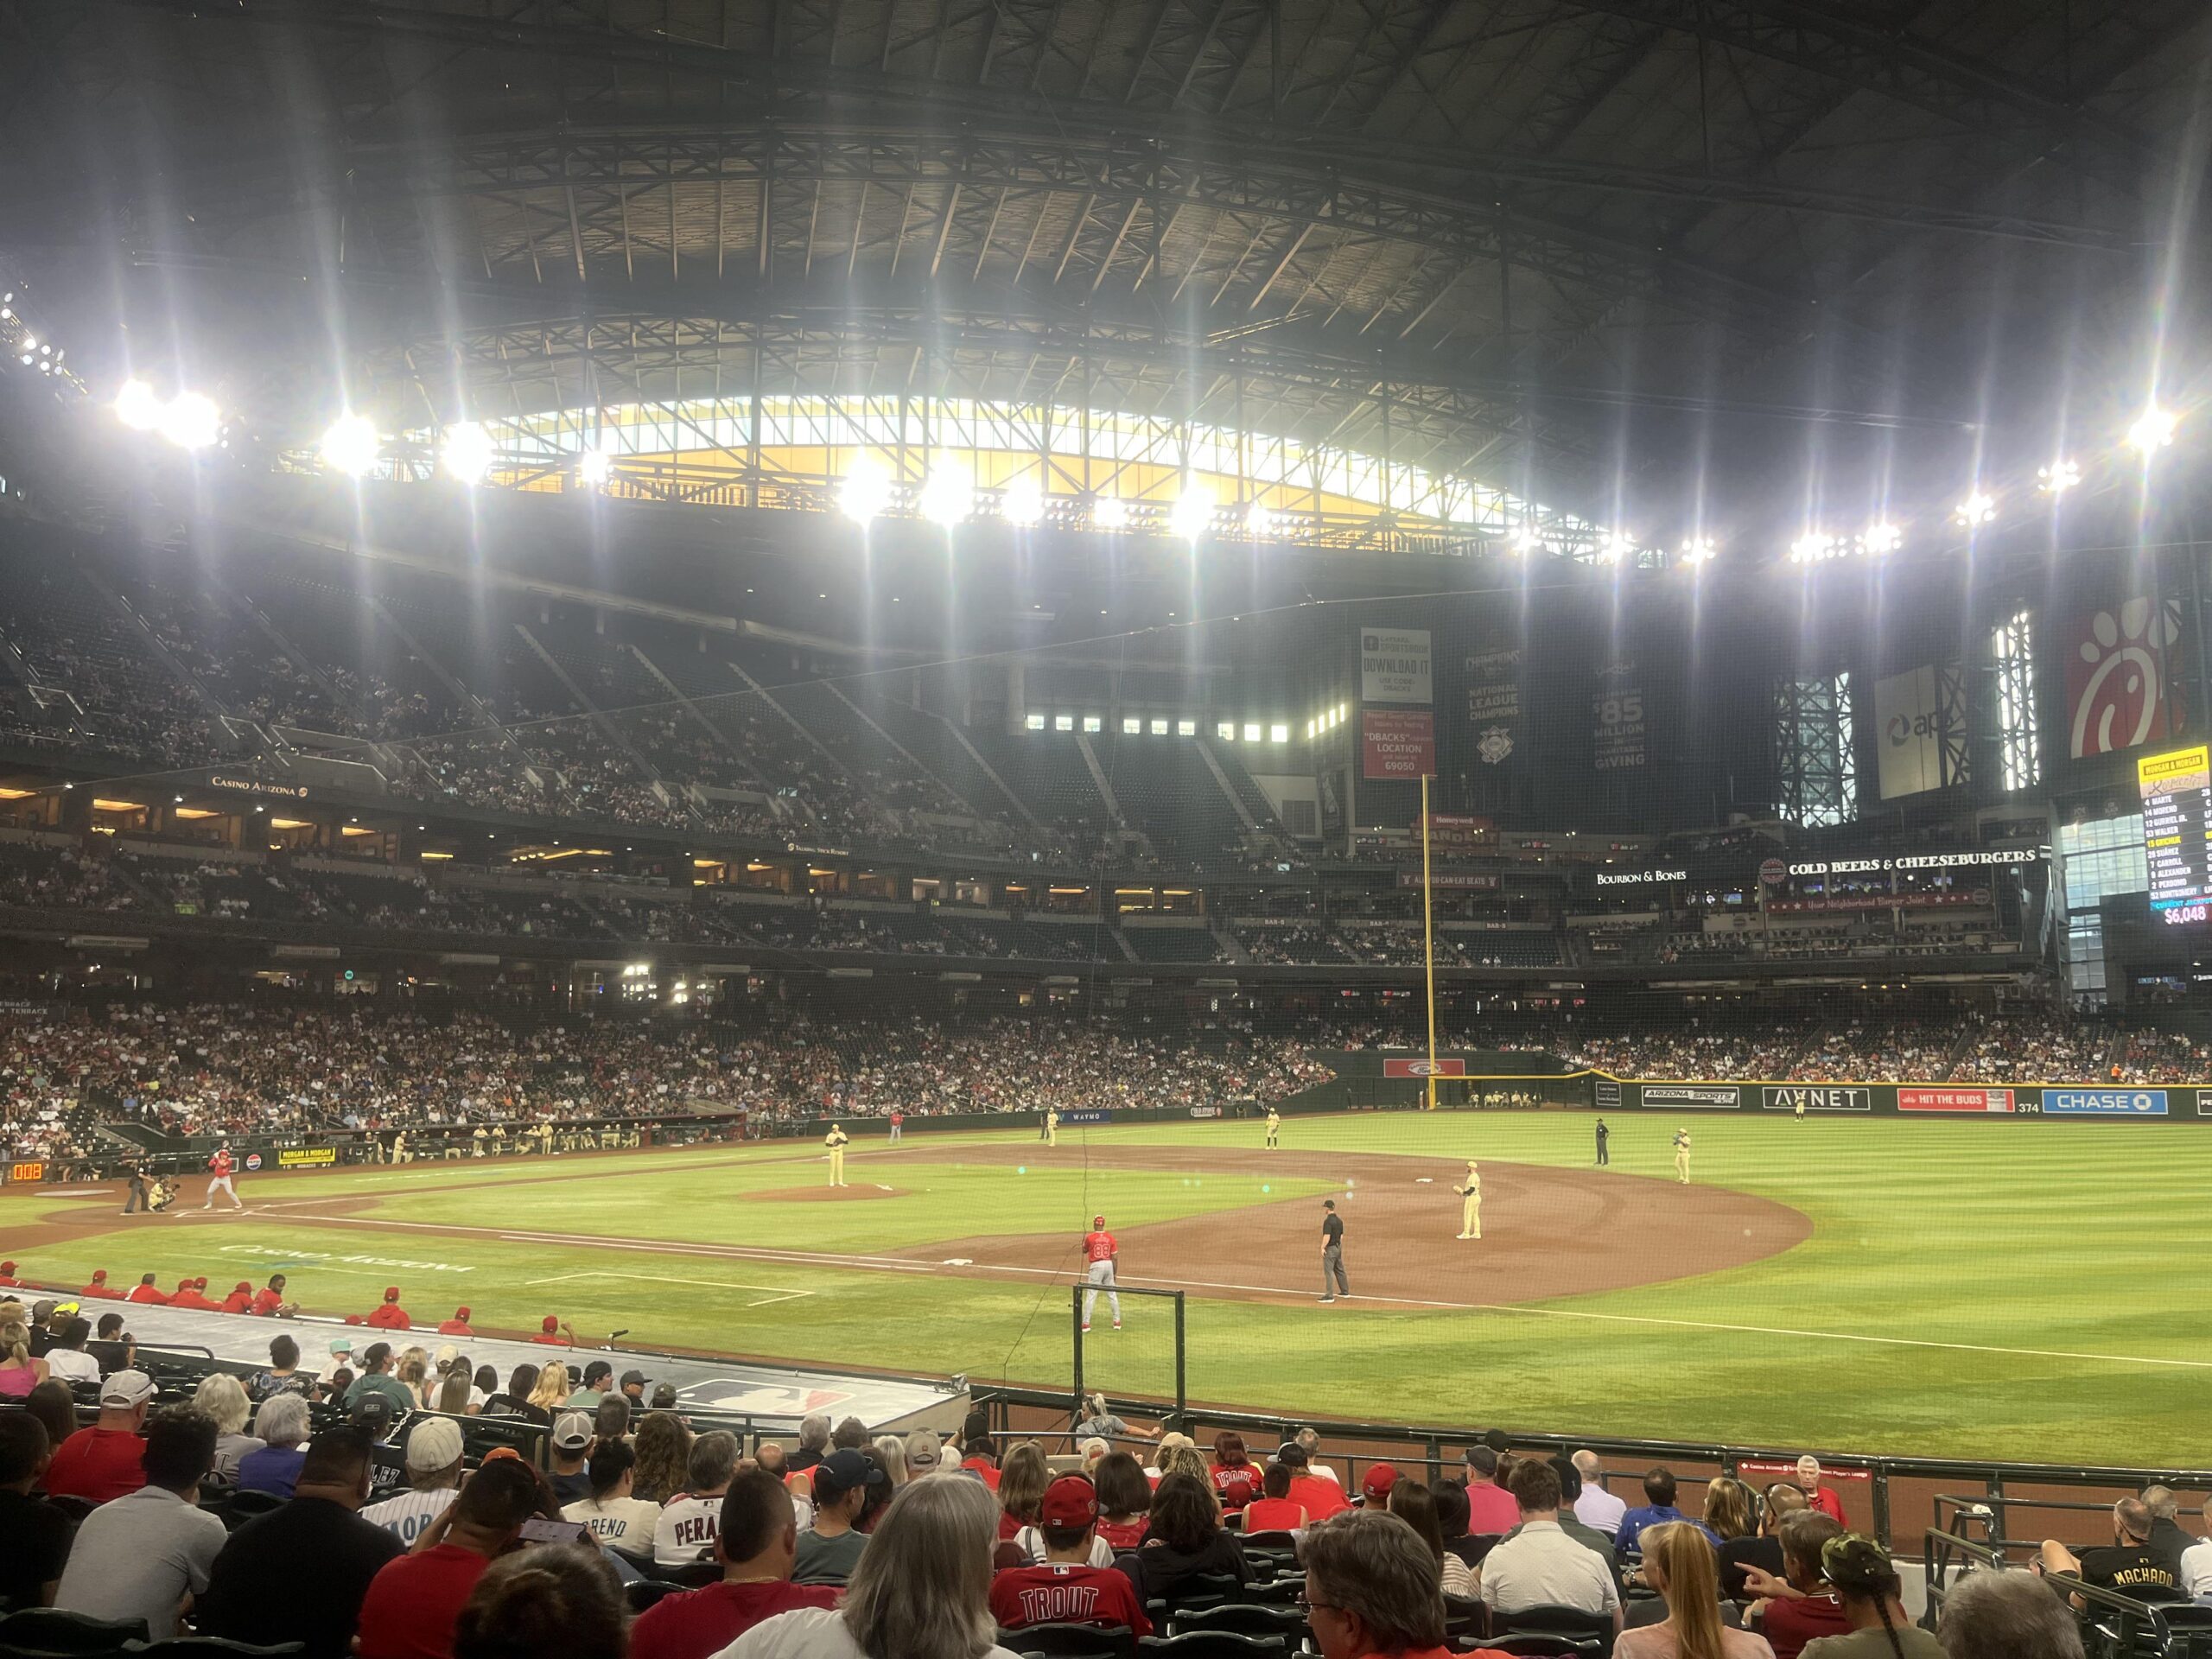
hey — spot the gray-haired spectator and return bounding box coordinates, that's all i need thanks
[1937,1568,2085,1659]
[1301,1508,1450,1659]
[656,1429,741,1566]
[2139,1485,2191,1580]
[791,1414,831,1472]
[238,1391,314,1497]
[2036,1497,2177,1603]
[1572,1449,1629,1535]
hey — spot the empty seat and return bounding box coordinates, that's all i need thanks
[1006,1623,1137,1659]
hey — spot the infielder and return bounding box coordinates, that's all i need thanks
[1265,1108,1281,1149]
[1453,1160,1482,1240]
[1045,1109,1060,1147]
[824,1122,850,1187]
[1080,1214,1122,1332]
[202,1143,244,1211]
[1673,1127,1692,1184]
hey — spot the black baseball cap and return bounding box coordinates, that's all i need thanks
[620,1370,648,1389]
[814,1448,888,1498]
[582,1361,613,1386]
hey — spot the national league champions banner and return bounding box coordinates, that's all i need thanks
[1465,648,1522,766]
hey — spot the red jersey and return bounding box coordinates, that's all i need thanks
[531,1332,569,1346]
[127,1284,168,1305]
[250,1287,285,1316]
[1806,1485,1847,1525]
[172,1287,219,1311]
[365,1303,410,1330]
[629,1580,840,1659]
[1082,1230,1117,1264]
[1288,1473,1351,1519]
[961,1456,1001,1491]
[208,1150,233,1178]
[435,1319,474,1337]
[1210,1463,1262,1509]
[988,1564,1152,1637]
[0,1273,19,1288]
[44,1427,149,1504]
[1096,1517,1147,1551]
[1241,1497,1306,1534]
[219,1291,253,1313]
[354,1542,492,1659]
[84,1281,124,1300]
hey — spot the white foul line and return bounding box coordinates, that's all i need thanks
[525,1270,814,1308]
[262,1210,2212,1374]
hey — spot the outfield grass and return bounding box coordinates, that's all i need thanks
[7,1111,2208,1465]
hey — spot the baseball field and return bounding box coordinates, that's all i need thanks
[5,1109,2206,1466]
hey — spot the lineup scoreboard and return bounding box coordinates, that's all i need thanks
[2139,744,2212,925]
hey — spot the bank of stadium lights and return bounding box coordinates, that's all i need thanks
[918,467,974,528]
[1001,478,1045,528]
[111,379,219,450]
[1092,496,1130,531]
[1243,500,1275,539]
[1168,483,1215,543]
[1509,524,1547,556]
[441,421,494,485]
[1677,537,1717,566]
[1952,491,1998,528]
[318,413,381,478]
[576,447,613,489]
[2037,458,2082,495]
[1597,530,1637,564]
[2127,405,2179,456]
[836,456,894,524]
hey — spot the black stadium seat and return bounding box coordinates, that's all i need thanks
[0,1609,150,1658]
[1495,1605,1617,1655]
[134,1642,307,1659]
[1007,1623,1137,1659]
[1164,1605,1306,1643]
[1138,1634,1287,1659]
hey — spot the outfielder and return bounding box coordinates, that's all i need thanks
[1265,1108,1281,1149]
[1673,1127,1692,1184]
[824,1122,850,1187]
[1453,1160,1482,1239]
[202,1143,244,1211]
[1080,1214,1122,1332]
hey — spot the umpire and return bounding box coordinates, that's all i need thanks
[1319,1199,1349,1302]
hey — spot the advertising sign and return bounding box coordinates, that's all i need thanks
[1592,664,1646,770]
[1363,709,1435,779]
[1395,868,1501,891]
[1360,627,1433,704]
[1898,1088,2015,1113]
[244,1153,264,1172]
[2040,1089,2168,1116]
[1875,666,1951,799]
[1383,1058,1467,1078]
[1760,1085,1871,1112]
[1465,648,1521,766]
[2066,597,2181,758]
[1421,812,1496,852]
[1594,1079,1622,1109]
[276,1146,340,1167]
[1640,1084,1740,1109]
[1188,1106,1223,1119]
[1060,1109,1113,1126]
[2138,744,2212,923]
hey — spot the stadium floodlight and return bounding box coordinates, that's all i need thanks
[114,378,164,432]
[918,466,974,527]
[1599,530,1637,563]
[319,412,382,477]
[1953,490,1996,527]
[1243,500,1275,538]
[1789,531,1842,564]
[1677,536,1717,565]
[1092,496,1129,531]
[1168,481,1214,542]
[2126,405,2179,455]
[576,446,613,488]
[837,455,894,524]
[442,420,494,484]
[1510,524,1546,556]
[1861,523,1903,556]
[157,391,220,451]
[2037,458,2081,494]
[1001,477,1045,526]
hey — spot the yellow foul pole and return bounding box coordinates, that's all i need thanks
[1421,772,1438,1110]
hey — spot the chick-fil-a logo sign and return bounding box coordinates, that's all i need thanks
[2067,597,2181,759]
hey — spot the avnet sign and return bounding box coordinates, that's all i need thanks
[2040,1089,2168,1117]
[1760,1086,1871,1113]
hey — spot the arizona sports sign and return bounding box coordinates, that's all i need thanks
[1383,1058,1467,1078]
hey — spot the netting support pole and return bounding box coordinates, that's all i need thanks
[1071,1286,1085,1412]
[1174,1292,1187,1420]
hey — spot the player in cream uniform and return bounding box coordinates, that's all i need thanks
[1673,1128,1692,1184]
[1453,1160,1482,1239]
[1080,1214,1122,1332]
[1265,1108,1281,1149]
[824,1122,849,1187]
[1045,1109,1060,1147]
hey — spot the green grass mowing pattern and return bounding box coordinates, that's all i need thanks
[9,1112,2211,1464]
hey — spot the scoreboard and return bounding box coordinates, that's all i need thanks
[2139,744,2212,925]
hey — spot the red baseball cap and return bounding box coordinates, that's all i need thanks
[1040,1474,1100,1529]
[541,1315,559,1333]
[1362,1463,1401,1501]
[90,1270,107,1282]
[0,1262,15,1273]
[383,1286,400,1300]
[454,1306,471,1321]
[194,1277,208,1288]
[1092,1215,1106,1229]
[232,1281,251,1294]
[175,1278,194,1289]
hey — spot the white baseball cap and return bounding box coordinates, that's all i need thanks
[100,1370,155,1408]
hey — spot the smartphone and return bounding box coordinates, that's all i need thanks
[519,1517,587,1545]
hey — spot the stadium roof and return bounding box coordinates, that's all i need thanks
[2,0,2207,546]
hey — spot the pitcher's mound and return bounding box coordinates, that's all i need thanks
[753,1185,910,1203]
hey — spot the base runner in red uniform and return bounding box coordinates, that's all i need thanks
[1079,1216,1121,1333]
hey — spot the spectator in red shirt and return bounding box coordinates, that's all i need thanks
[1210,1431,1262,1510]
[1091,1452,1151,1552]
[1281,1446,1351,1520]
[44,1368,155,1503]
[353,1456,544,1659]
[125,1274,168,1306]
[365,1287,411,1331]
[630,1468,841,1659]
[437,1308,475,1338]
[219,1281,254,1314]
[83,1271,124,1300]
[249,1275,295,1318]
[1303,1508,1510,1659]
[1793,1456,1847,1525]
[1242,1462,1308,1535]
[531,1317,574,1348]
[988,1474,1152,1637]
[1742,1510,1849,1658]
[1461,1446,1522,1535]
